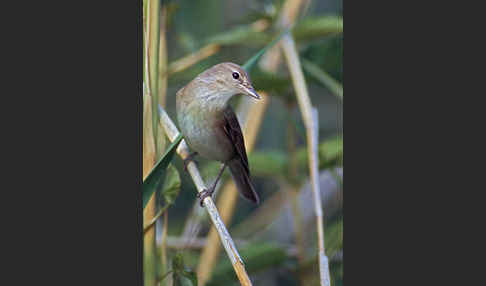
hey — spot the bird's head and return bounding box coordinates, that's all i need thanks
[197,62,261,101]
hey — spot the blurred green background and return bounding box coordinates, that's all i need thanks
[144,0,343,285]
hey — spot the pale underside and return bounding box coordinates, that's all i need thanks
[177,94,235,162]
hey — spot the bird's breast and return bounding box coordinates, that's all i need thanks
[178,102,234,162]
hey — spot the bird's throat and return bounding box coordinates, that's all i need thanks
[198,91,234,113]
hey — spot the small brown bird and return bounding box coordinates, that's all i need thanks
[176,62,260,206]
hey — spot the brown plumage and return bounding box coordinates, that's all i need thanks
[222,106,259,203]
[176,62,260,205]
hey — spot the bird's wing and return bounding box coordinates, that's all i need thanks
[223,106,249,174]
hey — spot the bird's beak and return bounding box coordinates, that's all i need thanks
[242,86,261,100]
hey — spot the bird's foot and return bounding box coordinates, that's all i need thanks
[197,188,214,207]
[196,163,226,207]
[183,152,198,172]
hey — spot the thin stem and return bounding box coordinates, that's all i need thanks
[164,44,220,76]
[143,2,151,98]
[148,0,161,157]
[143,204,170,233]
[158,6,168,108]
[287,106,306,284]
[143,10,157,285]
[281,33,331,286]
[196,180,239,285]
[143,2,160,285]
[160,210,169,286]
[301,59,343,99]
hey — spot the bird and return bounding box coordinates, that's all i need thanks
[176,62,260,206]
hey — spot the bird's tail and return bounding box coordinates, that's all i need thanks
[228,159,260,204]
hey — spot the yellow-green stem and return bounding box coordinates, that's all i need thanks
[160,210,169,286]
[158,7,168,108]
[147,0,161,157]
[143,204,170,233]
[143,94,157,286]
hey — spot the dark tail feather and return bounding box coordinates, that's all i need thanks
[228,159,260,204]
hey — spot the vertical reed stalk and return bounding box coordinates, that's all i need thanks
[160,210,169,286]
[144,1,161,285]
[158,7,168,108]
[157,7,169,284]
[281,33,331,286]
[147,0,161,156]
[143,94,157,286]
[287,108,306,284]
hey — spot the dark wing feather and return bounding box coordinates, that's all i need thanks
[223,106,249,174]
[223,106,259,204]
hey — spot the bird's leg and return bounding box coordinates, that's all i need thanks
[197,163,227,207]
[183,152,198,172]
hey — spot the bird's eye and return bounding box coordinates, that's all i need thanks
[232,72,240,80]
